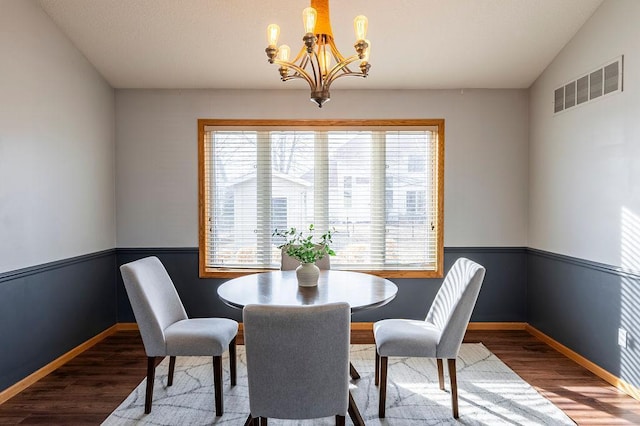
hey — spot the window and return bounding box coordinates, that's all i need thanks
[408,155,425,172]
[406,190,426,215]
[271,197,288,233]
[343,176,353,208]
[198,119,444,278]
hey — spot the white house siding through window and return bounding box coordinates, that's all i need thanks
[199,120,444,277]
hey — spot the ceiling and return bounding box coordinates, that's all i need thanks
[37,0,604,90]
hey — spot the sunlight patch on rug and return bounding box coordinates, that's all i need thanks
[103,343,575,425]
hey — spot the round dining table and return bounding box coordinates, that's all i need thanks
[217,269,398,312]
[218,269,398,426]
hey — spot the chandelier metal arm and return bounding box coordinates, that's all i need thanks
[272,59,316,89]
[327,69,368,84]
[326,36,347,63]
[291,44,308,65]
[308,52,321,88]
[291,45,320,89]
[324,54,363,86]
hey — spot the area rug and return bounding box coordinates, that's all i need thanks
[102,344,575,425]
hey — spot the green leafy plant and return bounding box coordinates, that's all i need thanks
[272,224,336,264]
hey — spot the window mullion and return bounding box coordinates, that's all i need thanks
[256,131,272,266]
[206,131,215,267]
[314,131,329,232]
[371,131,386,266]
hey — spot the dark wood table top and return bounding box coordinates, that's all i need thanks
[217,270,397,312]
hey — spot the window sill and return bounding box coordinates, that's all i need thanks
[199,267,443,279]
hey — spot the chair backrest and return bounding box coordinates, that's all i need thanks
[280,246,331,270]
[120,256,188,357]
[425,257,486,358]
[243,302,350,420]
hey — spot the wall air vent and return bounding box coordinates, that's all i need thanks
[553,55,623,115]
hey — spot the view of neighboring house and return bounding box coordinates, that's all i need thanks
[210,130,435,268]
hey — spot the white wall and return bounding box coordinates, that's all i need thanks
[529,0,640,269]
[0,0,115,273]
[115,88,528,248]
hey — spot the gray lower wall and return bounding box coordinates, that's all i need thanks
[115,247,528,324]
[527,249,640,390]
[4,246,639,394]
[0,250,117,391]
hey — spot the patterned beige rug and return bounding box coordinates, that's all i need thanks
[103,344,575,425]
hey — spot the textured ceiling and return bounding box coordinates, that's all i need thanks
[37,0,603,90]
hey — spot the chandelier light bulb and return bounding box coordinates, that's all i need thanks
[318,50,331,75]
[353,15,368,40]
[302,7,317,34]
[267,24,280,46]
[278,44,291,62]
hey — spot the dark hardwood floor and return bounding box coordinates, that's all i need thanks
[1,330,640,425]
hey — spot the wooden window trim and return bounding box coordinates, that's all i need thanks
[198,119,445,279]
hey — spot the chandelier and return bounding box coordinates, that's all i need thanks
[265,0,371,108]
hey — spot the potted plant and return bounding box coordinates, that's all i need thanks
[272,224,335,286]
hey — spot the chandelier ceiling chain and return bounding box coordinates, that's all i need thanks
[265,0,371,108]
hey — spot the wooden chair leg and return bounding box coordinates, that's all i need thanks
[244,415,263,426]
[437,358,445,390]
[378,356,388,418]
[145,356,156,414]
[229,337,237,386]
[336,414,346,425]
[348,391,365,426]
[213,355,223,416]
[375,350,380,386]
[349,362,361,380]
[167,356,176,386]
[448,358,459,419]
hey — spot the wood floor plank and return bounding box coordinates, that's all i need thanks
[466,330,640,425]
[1,330,639,424]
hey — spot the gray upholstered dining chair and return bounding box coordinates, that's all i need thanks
[243,302,351,425]
[120,256,238,416]
[280,246,331,270]
[374,257,486,419]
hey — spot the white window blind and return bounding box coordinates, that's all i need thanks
[202,123,441,273]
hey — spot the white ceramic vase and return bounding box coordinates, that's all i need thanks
[296,262,320,287]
